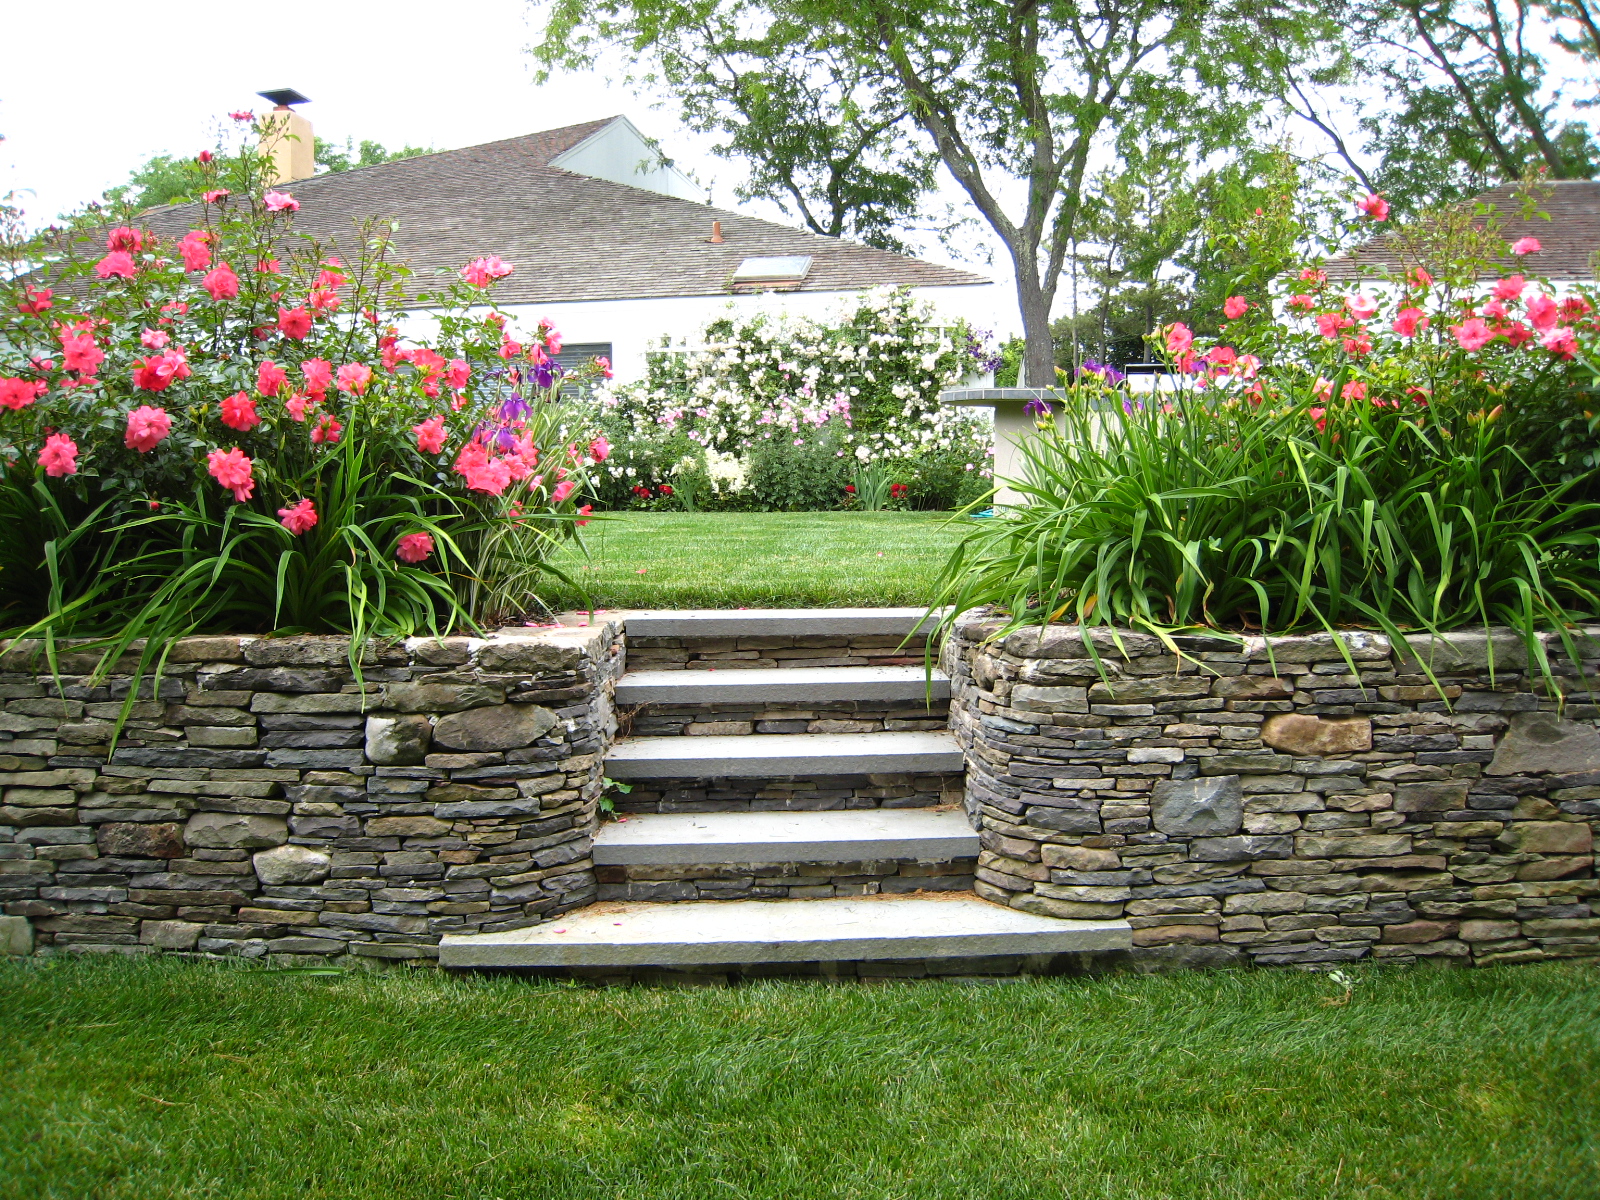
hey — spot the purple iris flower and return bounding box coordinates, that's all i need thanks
[500,394,530,422]
[1024,398,1053,417]
[494,426,518,453]
[532,362,561,389]
[1077,360,1128,385]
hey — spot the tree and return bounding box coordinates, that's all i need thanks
[533,0,1339,385]
[313,137,432,174]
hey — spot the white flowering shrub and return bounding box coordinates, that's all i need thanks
[592,288,995,509]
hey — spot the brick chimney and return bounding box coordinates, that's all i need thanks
[256,89,314,185]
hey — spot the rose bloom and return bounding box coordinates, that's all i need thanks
[95,251,137,279]
[257,360,289,397]
[38,433,78,477]
[207,447,255,502]
[1223,296,1248,320]
[1315,311,1353,338]
[1355,192,1390,220]
[277,306,312,340]
[1341,380,1368,401]
[1493,275,1526,301]
[132,350,191,392]
[1543,327,1578,357]
[309,287,340,313]
[459,256,514,286]
[1504,322,1536,347]
[141,327,171,349]
[0,377,41,410]
[1298,267,1328,285]
[551,480,578,503]
[301,358,333,395]
[203,189,230,205]
[1207,345,1237,366]
[1482,299,1509,321]
[1561,296,1593,321]
[589,435,611,462]
[1164,322,1193,355]
[106,226,144,253]
[414,415,447,454]
[1525,293,1559,331]
[285,393,314,422]
[220,392,260,431]
[336,362,373,394]
[1286,294,1316,313]
[60,331,104,374]
[1344,293,1378,320]
[1511,236,1542,256]
[455,441,512,495]
[595,355,613,379]
[278,498,318,535]
[202,263,240,301]
[1391,307,1429,338]
[263,190,299,212]
[1451,317,1494,351]
[124,405,172,453]
[1342,331,1373,356]
[18,287,52,314]
[1406,267,1433,288]
[444,358,470,389]
[310,414,343,444]
[396,532,435,564]
[177,230,211,272]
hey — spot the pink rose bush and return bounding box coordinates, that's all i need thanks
[0,127,612,650]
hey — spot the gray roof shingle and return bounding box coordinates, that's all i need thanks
[1325,179,1600,282]
[135,118,989,305]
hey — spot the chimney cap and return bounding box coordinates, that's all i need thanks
[257,88,311,107]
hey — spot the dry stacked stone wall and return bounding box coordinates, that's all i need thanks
[0,623,622,964]
[945,615,1600,968]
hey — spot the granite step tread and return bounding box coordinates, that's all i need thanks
[623,608,937,638]
[604,731,964,778]
[615,666,949,705]
[438,894,1133,968]
[594,808,978,865]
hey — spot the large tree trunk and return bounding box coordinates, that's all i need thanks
[1014,263,1056,388]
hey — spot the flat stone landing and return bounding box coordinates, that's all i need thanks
[438,894,1132,969]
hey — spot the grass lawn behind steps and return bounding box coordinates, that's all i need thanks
[2,957,1598,1200]
[539,511,975,611]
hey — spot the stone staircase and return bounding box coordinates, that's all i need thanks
[439,609,1132,980]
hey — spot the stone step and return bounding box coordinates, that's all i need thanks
[605,731,964,779]
[615,666,949,706]
[594,808,978,865]
[439,894,1133,969]
[624,607,937,639]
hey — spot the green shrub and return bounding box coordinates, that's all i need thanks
[747,420,853,511]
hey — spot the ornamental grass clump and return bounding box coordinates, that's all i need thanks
[0,119,608,691]
[934,187,1600,681]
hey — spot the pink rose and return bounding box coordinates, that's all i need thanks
[1340,380,1367,401]
[124,405,172,453]
[301,358,333,396]
[95,251,137,279]
[60,332,104,375]
[1355,193,1390,221]
[459,256,513,287]
[202,263,240,301]
[595,355,613,379]
[1315,311,1353,339]
[1391,307,1429,338]
[589,435,611,463]
[141,328,171,350]
[336,363,373,395]
[278,306,312,340]
[414,415,447,454]
[203,189,231,205]
[1344,294,1378,320]
[1526,294,1559,332]
[1223,296,1248,320]
[285,393,313,423]
[1164,322,1193,355]
[0,378,42,411]
[1511,237,1542,256]
[1542,327,1578,358]
[206,447,255,502]
[310,414,342,444]
[132,350,191,392]
[263,190,299,212]
[1451,318,1493,351]
[444,359,470,389]
[396,532,435,564]
[177,230,211,272]
[257,361,289,397]
[551,480,577,503]
[278,498,318,535]
[221,392,260,431]
[1493,275,1526,301]
[38,433,78,477]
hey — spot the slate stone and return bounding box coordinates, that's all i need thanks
[139,919,203,949]
[1187,835,1292,861]
[96,822,184,859]
[383,682,506,713]
[184,812,288,850]
[365,715,432,766]
[110,748,268,769]
[1488,712,1600,776]
[1150,775,1243,836]
[432,704,558,752]
[208,668,344,693]
[1260,714,1372,755]
[1495,820,1594,855]
[252,844,333,885]
[1023,805,1101,833]
[289,814,362,838]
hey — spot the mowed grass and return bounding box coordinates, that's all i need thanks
[2,958,1598,1200]
[540,511,974,610]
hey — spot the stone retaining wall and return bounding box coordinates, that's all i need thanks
[0,623,623,964]
[944,616,1600,968]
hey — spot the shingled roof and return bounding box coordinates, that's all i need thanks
[135,118,988,306]
[1324,179,1600,282]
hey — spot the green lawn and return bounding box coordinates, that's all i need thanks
[3,958,1597,1199]
[540,511,976,610]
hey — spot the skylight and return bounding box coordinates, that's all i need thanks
[731,255,813,285]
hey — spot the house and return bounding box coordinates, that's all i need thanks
[1324,178,1600,284]
[137,110,999,383]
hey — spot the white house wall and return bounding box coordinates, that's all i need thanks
[396,284,1013,385]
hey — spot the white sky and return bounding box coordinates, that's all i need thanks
[0,0,1018,331]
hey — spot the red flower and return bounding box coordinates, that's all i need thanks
[257,360,288,397]
[202,263,240,301]
[95,251,137,279]
[229,110,255,122]
[124,405,173,453]
[177,230,211,272]
[1287,294,1316,313]
[1164,322,1194,355]
[197,150,214,163]
[1355,193,1390,221]
[1511,237,1542,256]
[1223,296,1248,320]
[202,189,230,205]
[552,480,578,503]
[414,415,447,454]
[460,256,513,286]
[444,358,470,389]
[0,378,42,411]
[106,226,144,253]
[1451,318,1493,351]
[301,358,333,396]
[263,190,299,213]
[455,440,511,495]
[309,287,340,313]
[277,306,312,340]
[220,392,260,431]
[576,504,593,526]
[310,414,343,444]
[285,393,314,422]
[844,484,857,493]
[18,287,52,314]
[396,532,435,564]
[1391,307,1428,338]
[336,363,372,395]
[278,498,318,535]
[132,350,191,392]
[59,331,103,375]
